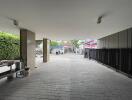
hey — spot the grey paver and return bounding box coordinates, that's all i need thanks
[0,54,132,100]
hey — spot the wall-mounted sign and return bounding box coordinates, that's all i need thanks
[84,39,97,49]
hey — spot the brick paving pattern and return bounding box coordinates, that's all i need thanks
[0,54,132,100]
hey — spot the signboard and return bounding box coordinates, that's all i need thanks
[84,39,97,49]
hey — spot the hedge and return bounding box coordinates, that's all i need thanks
[0,32,20,60]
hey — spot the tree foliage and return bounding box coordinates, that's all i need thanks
[71,40,79,48]
[0,32,20,60]
[50,41,59,47]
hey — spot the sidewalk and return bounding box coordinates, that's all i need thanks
[0,54,132,100]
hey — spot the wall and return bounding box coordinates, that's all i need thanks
[85,27,132,76]
[97,28,132,49]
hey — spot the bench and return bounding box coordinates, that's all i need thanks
[0,60,29,80]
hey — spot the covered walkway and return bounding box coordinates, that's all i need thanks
[0,54,132,100]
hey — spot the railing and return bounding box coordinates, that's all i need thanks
[84,48,132,76]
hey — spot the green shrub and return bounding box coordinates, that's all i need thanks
[0,32,20,60]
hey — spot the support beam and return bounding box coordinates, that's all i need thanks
[20,29,36,70]
[43,38,50,62]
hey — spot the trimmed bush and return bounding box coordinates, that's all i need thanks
[0,32,20,60]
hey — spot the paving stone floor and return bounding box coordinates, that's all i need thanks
[0,54,132,100]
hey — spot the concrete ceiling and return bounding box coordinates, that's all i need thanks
[0,0,132,40]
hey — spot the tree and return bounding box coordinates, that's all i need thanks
[71,40,79,48]
[50,41,59,47]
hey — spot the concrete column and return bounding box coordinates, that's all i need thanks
[43,38,50,62]
[20,29,36,70]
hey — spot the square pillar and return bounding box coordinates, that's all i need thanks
[43,38,50,62]
[20,29,36,70]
